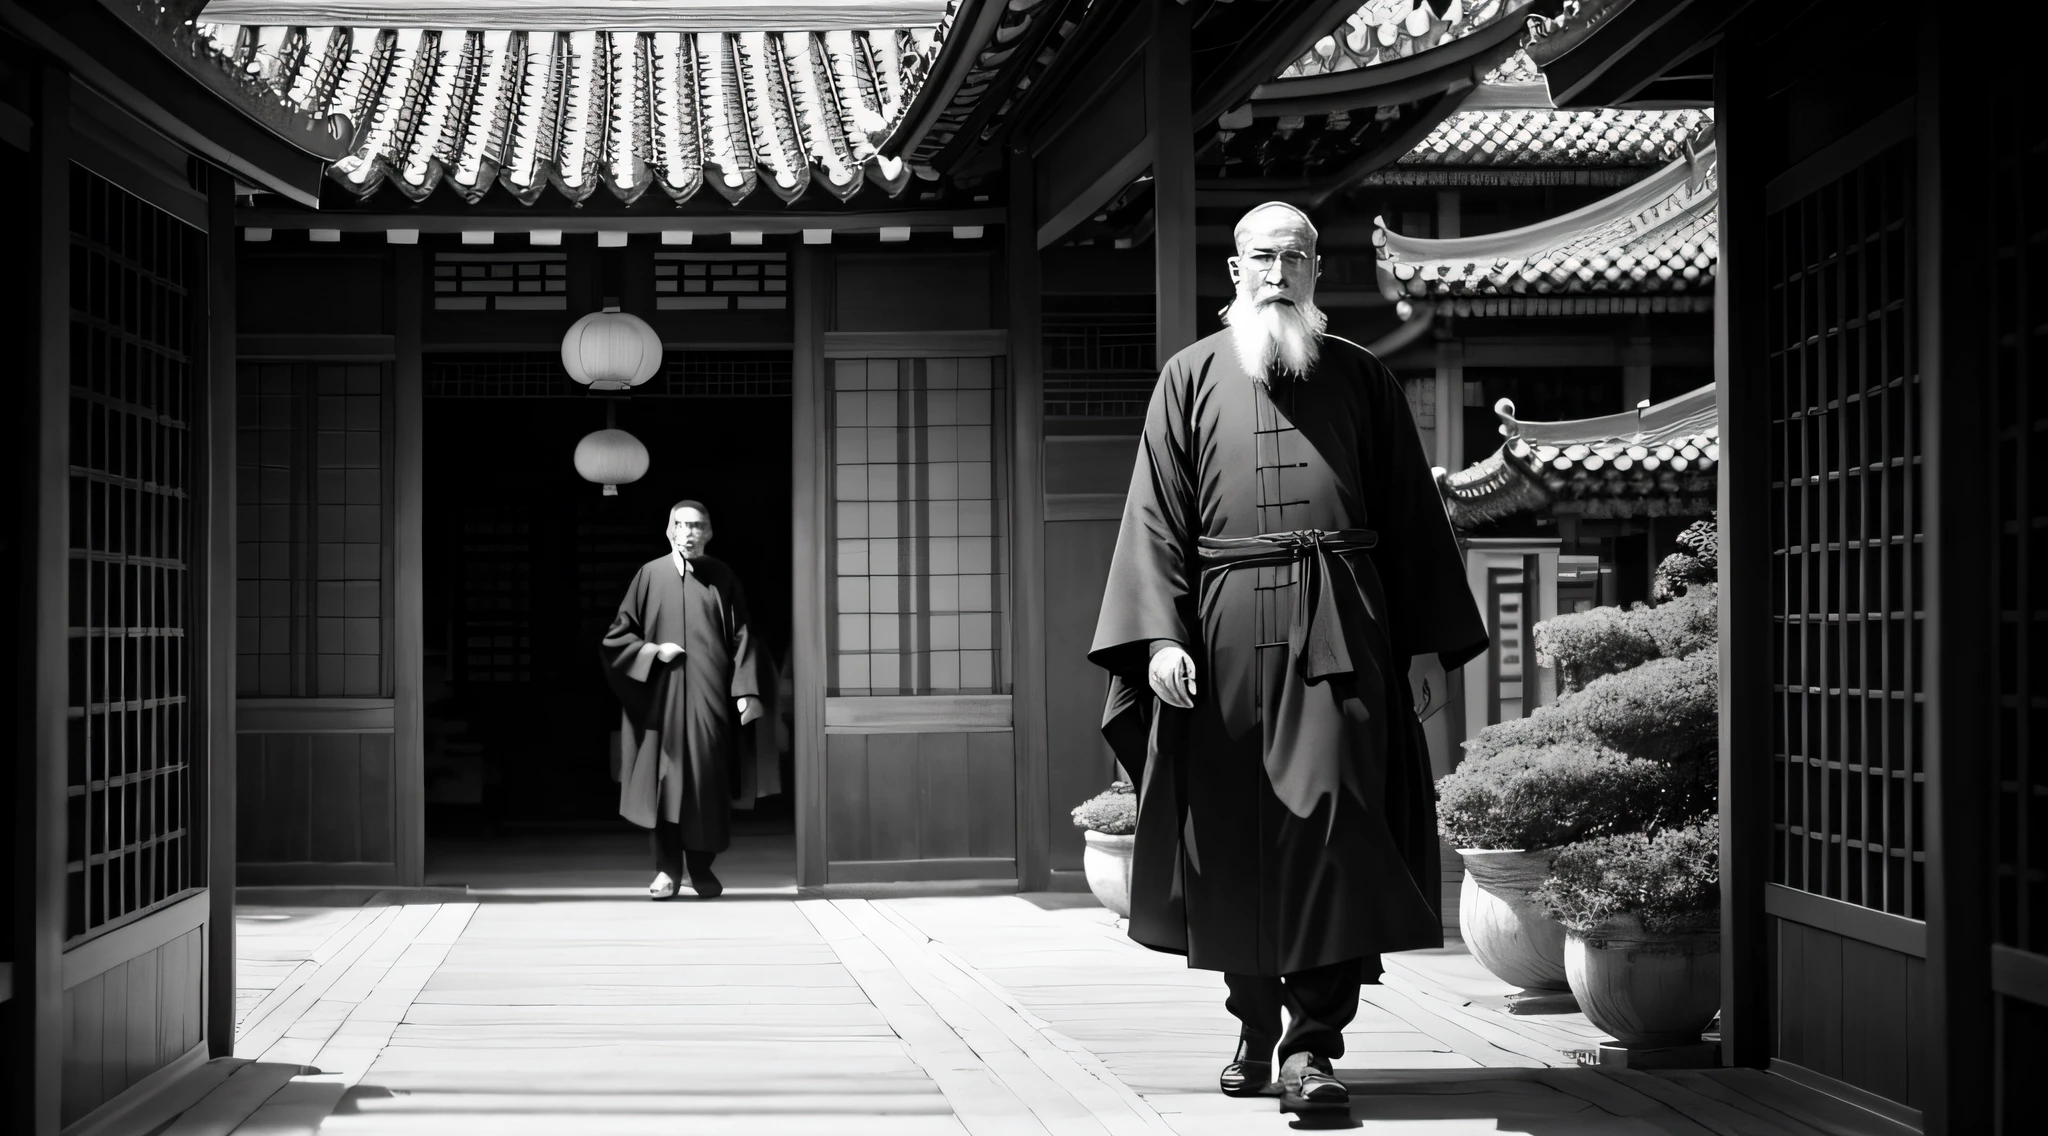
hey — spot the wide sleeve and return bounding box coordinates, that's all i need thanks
[601,567,662,683]
[1087,354,1200,681]
[1361,355,1489,671]
[725,573,760,701]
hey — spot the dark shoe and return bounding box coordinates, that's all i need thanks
[1219,1036,1273,1096]
[685,854,723,898]
[1278,1052,1348,1116]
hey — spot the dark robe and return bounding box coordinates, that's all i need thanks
[1089,330,1488,977]
[602,553,759,844]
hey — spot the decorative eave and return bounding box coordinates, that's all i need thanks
[100,2,359,163]
[1437,383,1719,528]
[196,1,969,206]
[1196,0,1557,200]
[1522,0,1748,109]
[1374,133,1717,315]
[1391,103,1710,172]
[894,0,1097,177]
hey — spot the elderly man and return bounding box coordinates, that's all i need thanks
[602,500,762,899]
[1089,203,1487,1116]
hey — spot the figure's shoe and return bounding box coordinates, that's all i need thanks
[687,864,723,898]
[1218,1036,1273,1096]
[1278,1052,1349,1116]
[648,871,677,900]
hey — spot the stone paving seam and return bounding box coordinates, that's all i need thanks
[798,898,1053,1136]
[868,900,1182,1136]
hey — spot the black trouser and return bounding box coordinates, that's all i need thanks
[652,817,716,882]
[1223,956,1364,1063]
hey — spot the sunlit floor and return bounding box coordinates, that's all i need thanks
[208,845,1914,1135]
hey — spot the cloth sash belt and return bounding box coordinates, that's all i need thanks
[1196,529,1380,687]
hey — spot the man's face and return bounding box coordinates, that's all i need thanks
[668,507,712,559]
[1228,212,1321,309]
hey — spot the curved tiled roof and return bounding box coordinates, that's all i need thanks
[1399,106,1710,169]
[198,6,967,204]
[1276,0,1532,80]
[1376,136,1717,314]
[1437,384,1719,528]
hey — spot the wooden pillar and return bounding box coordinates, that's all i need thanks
[791,246,831,888]
[1918,23,1992,1134]
[1621,336,1652,409]
[1434,189,1461,239]
[1434,340,1464,472]
[391,245,426,886]
[202,165,239,1056]
[21,64,71,1136]
[1713,44,1772,1071]
[1149,0,1196,362]
[1008,152,1050,891]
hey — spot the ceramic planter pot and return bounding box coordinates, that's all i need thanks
[1566,917,1721,1047]
[1456,848,1569,991]
[1082,831,1135,917]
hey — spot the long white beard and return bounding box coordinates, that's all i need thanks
[1223,293,1328,381]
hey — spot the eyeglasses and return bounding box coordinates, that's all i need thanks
[1235,250,1313,272]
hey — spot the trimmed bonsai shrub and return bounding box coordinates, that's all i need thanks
[1071,780,1137,835]
[1533,817,1721,934]
[1439,516,1722,933]
[1437,742,1715,851]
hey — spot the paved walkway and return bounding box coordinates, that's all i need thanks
[162,843,1912,1135]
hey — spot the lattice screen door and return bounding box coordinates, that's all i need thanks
[67,165,202,941]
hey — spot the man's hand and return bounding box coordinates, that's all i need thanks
[737,696,763,725]
[1148,646,1197,709]
[1409,652,1448,720]
[655,642,684,664]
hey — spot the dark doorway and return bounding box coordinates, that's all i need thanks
[420,360,794,884]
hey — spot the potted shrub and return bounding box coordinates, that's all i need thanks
[1071,781,1137,917]
[1435,517,1720,1008]
[1536,819,1721,1049]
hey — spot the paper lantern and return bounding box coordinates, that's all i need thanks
[574,428,649,496]
[561,306,663,391]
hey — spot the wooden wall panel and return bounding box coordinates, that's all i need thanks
[833,254,992,332]
[237,732,397,875]
[823,729,1017,875]
[1043,520,1121,873]
[1772,917,1929,1114]
[966,732,1017,860]
[58,926,202,1127]
[864,734,923,862]
[917,733,971,860]
[825,733,870,862]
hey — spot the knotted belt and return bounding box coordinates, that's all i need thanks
[1196,529,1380,686]
[1194,529,1385,833]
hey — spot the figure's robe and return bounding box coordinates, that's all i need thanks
[602,554,759,844]
[1089,330,1488,977]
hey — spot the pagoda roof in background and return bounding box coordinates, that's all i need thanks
[194,0,994,206]
[1437,383,1719,529]
[1373,133,1716,315]
[1272,0,1529,81]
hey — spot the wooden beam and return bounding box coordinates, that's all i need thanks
[202,163,239,1059]
[1006,149,1050,891]
[1149,0,1196,362]
[201,0,952,31]
[792,245,831,889]
[1193,0,1365,126]
[391,244,427,888]
[23,64,70,1136]
[234,207,1006,234]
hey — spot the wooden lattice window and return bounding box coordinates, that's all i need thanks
[828,357,1010,695]
[235,363,392,697]
[1767,140,1924,917]
[1991,91,2047,954]
[66,165,199,940]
